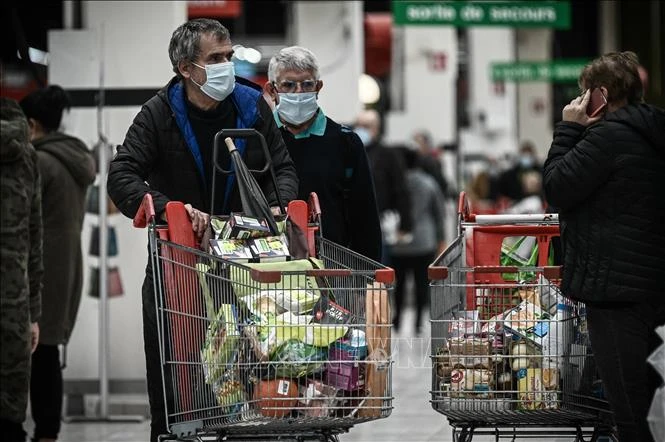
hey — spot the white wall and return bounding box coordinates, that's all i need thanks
[293,1,364,124]
[48,1,187,381]
[460,28,517,157]
[384,26,458,147]
[516,29,553,160]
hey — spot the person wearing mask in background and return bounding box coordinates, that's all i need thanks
[543,51,665,442]
[263,46,381,261]
[496,140,542,202]
[19,85,96,442]
[390,146,445,335]
[354,109,412,264]
[0,97,43,442]
[107,19,298,441]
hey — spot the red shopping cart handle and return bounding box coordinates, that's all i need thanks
[308,192,321,220]
[133,193,156,228]
[457,191,471,221]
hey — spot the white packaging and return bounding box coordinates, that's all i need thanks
[542,302,574,370]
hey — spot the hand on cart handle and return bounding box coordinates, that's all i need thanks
[184,203,210,241]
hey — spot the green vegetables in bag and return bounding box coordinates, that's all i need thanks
[269,339,327,378]
[201,304,240,385]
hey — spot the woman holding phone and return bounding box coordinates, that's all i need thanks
[543,51,665,442]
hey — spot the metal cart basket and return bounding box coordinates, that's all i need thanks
[134,191,393,441]
[428,192,614,441]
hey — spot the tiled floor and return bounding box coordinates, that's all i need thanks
[23,307,600,441]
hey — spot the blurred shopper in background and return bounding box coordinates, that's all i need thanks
[264,46,381,261]
[0,97,43,442]
[20,85,96,442]
[497,140,542,203]
[390,146,445,335]
[411,129,448,197]
[502,170,544,214]
[354,109,412,264]
[107,19,298,441]
[544,51,665,442]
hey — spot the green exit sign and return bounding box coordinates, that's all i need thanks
[392,1,571,29]
[491,60,589,83]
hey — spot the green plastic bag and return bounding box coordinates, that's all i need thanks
[500,236,555,282]
[500,236,539,281]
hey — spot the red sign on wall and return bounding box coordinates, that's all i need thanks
[188,1,242,19]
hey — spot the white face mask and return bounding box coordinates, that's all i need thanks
[355,127,372,147]
[276,92,318,125]
[191,61,235,101]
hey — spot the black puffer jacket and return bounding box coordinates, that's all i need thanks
[108,77,298,219]
[544,103,665,303]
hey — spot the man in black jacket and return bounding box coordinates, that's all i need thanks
[263,46,382,261]
[354,109,412,264]
[107,19,297,441]
[544,51,665,442]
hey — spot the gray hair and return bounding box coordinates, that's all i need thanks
[268,46,320,82]
[168,19,230,78]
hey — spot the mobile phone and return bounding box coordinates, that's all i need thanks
[586,88,607,118]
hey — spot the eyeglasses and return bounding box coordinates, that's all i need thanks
[273,79,318,93]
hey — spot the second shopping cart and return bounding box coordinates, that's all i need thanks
[428,192,615,442]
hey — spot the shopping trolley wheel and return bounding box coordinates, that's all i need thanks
[452,426,474,442]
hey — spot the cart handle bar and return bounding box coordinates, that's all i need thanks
[250,267,395,284]
[457,191,558,224]
[133,193,156,228]
[428,265,561,281]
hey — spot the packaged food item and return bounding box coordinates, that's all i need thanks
[448,310,480,338]
[201,304,240,385]
[447,336,492,368]
[253,378,298,418]
[517,367,559,410]
[298,380,338,417]
[503,300,550,346]
[450,369,493,398]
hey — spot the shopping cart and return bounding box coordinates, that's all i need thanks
[428,192,614,442]
[133,188,393,441]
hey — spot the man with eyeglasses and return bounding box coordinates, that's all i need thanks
[107,19,298,442]
[263,46,382,262]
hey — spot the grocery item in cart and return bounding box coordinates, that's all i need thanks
[269,339,327,378]
[221,213,272,239]
[209,238,255,262]
[253,378,299,417]
[448,310,480,338]
[503,300,550,346]
[358,282,391,418]
[517,367,559,410]
[298,380,338,417]
[450,368,493,397]
[214,376,247,415]
[201,304,241,385]
[447,336,493,369]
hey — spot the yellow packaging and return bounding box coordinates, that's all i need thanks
[517,368,559,410]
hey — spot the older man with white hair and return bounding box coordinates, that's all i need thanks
[263,46,382,261]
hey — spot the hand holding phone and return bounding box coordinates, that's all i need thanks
[562,89,606,125]
[586,88,607,118]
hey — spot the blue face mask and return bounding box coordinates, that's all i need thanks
[276,92,318,125]
[519,155,535,168]
[192,61,235,101]
[355,127,372,147]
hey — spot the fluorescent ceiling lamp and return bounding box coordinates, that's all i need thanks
[358,74,380,104]
[232,45,262,64]
[16,47,49,66]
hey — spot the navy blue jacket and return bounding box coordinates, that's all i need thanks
[280,115,382,262]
